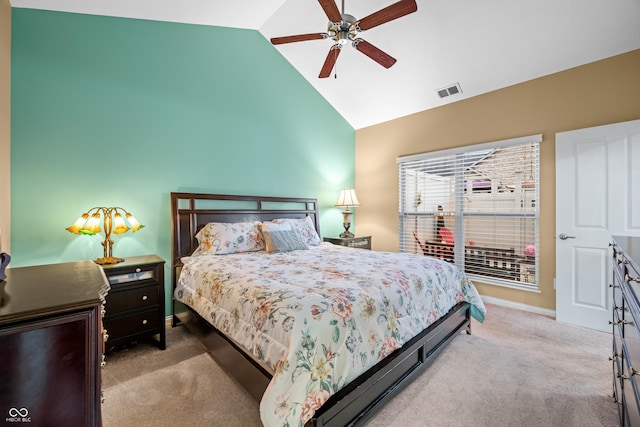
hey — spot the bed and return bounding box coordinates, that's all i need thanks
[170,192,486,427]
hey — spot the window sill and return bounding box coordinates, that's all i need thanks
[467,274,540,293]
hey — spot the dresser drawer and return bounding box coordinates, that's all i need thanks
[614,331,624,401]
[105,284,160,316]
[103,308,160,340]
[625,320,640,367]
[625,389,640,427]
[612,238,640,426]
[621,346,640,427]
[614,286,625,312]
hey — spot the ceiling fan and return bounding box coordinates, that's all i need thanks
[270,0,418,78]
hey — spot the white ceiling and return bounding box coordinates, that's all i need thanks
[10,0,640,129]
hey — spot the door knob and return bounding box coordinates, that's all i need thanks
[559,233,576,240]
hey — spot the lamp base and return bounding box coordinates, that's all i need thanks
[340,219,354,238]
[94,256,125,265]
[340,210,355,239]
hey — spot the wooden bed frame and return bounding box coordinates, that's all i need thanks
[170,192,472,427]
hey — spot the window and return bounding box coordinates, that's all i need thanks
[397,135,541,290]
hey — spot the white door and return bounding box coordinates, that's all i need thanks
[556,119,640,332]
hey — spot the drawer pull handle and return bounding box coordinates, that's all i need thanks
[142,319,148,325]
[136,268,141,273]
[627,274,640,283]
[618,369,639,380]
[609,319,633,325]
[142,295,148,301]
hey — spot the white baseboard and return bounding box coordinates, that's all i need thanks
[481,295,556,318]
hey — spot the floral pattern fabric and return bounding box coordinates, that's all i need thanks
[175,243,486,427]
[192,221,264,255]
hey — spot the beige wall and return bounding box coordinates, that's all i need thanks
[0,0,9,254]
[355,49,640,311]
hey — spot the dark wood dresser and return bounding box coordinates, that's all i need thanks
[611,236,640,426]
[102,255,165,351]
[0,261,109,427]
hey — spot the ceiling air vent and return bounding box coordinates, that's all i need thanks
[436,83,462,99]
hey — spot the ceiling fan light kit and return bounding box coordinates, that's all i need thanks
[270,0,418,78]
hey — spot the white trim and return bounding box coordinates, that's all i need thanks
[397,134,543,163]
[469,275,541,293]
[481,295,556,318]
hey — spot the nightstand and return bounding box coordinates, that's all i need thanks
[324,236,372,250]
[102,255,166,351]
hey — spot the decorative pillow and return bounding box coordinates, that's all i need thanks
[262,229,309,254]
[272,216,321,246]
[192,222,264,256]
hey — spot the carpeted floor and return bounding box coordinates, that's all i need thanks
[101,303,618,427]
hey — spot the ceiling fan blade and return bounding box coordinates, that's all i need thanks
[354,39,397,68]
[319,45,342,78]
[271,33,327,45]
[318,0,343,23]
[357,0,417,31]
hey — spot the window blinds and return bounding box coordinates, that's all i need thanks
[398,135,541,289]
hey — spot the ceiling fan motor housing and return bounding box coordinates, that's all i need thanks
[329,13,357,45]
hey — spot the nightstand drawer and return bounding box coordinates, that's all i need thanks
[102,255,166,350]
[106,266,159,285]
[348,238,371,248]
[105,284,160,316]
[324,236,372,250]
[103,308,160,340]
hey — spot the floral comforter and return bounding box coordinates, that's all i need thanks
[174,243,486,427]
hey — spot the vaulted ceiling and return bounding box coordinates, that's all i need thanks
[10,0,640,129]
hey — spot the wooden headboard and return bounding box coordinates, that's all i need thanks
[170,192,320,270]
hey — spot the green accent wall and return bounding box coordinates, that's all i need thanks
[11,9,354,313]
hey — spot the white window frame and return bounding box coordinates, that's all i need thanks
[397,134,542,291]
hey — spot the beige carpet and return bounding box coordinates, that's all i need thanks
[102,303,618,427]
